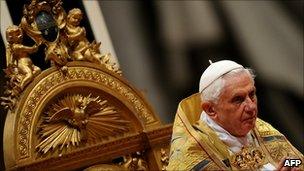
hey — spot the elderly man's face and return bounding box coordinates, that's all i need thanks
[213,72,257,137]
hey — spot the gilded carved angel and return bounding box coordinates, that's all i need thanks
[5,25,41,90]
[36,94,130,154]
[65,8,122,75]
[65,8,103,63]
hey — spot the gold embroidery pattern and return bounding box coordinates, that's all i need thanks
[265,141,297,163]
[231,146,266,170]
[256,119,280,137]
[256,119,302,164]
[167,116,213,170]
[204,162,221,170]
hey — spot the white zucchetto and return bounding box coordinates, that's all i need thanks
[199,60,244,92]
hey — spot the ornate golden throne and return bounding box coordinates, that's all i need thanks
[2,0,172,170]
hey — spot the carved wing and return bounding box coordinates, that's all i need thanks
[36,96,80,154]
[85,100,103,115]
[48,107,73,122]
[86,101,130,140]
[36,123,81,154]
[37,94,130,154]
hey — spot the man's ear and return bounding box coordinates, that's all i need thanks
[201,102,217,119]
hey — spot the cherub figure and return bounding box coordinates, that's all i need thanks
[65,8,102,63]
[6,25,41,90]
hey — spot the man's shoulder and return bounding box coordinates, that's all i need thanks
[255,118,282,137]
[254,118,303,164]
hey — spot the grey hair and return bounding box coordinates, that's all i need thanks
[200,68,256,103]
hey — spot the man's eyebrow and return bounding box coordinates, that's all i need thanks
[231,91,245,98]
[230,87,256,98]
[249,87,256,93]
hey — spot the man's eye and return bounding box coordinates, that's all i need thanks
[232,96,244,103]
[249,91,256,100]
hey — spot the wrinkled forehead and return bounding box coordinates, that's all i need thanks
[221,72,255,97]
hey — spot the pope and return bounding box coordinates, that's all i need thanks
[167,60,303,170]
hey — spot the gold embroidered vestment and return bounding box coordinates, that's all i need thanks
[167,94,303,170]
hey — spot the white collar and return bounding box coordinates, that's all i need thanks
[200,112,276,170]
[200,111,254,153]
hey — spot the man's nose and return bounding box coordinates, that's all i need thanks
[244,97,256,111]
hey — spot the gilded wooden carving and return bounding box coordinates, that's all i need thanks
[14,63,159,160]
[36,94,130,154]
[1,25,41,111]
[122,151,148,170]
[160,148,169,171]
[2,0,172,170]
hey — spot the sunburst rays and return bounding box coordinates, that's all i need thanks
[36,94,130,154]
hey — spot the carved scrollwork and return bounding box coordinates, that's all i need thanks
[36,94,130,154]
[84,164,126,171]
